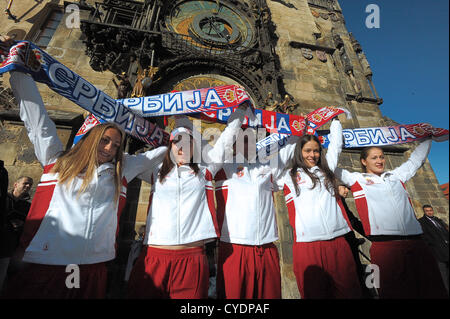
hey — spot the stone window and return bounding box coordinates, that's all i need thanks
[33,10,64,48]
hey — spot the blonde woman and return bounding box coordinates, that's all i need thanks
[5,71,166,298]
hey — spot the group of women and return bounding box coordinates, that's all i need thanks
[3,65,448,299]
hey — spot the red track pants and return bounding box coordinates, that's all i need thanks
[127,245,209,299]
[216,242,281,299]
[4,262,107,299]
[371,239,448,299]
[293,235,362,299]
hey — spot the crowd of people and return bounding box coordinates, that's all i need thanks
[0,36,448,299]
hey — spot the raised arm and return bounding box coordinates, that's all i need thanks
[334,167,359,188]
[277,135,299,167]
[9,72,63,166]
[123,146,168,182]
[330,119,357,187]
[264,134,299,184]
[205,103,248,175]
[325,119,343,171]
[391,139,432,182]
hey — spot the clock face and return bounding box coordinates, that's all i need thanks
[165,0,255,52]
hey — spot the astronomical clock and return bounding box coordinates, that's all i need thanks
[80,0,286,109]
[164,1,256,52]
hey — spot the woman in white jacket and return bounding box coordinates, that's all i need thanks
[5,71,167,298]
[127,103,249,299]
[335,140,448,298]
[277,119,362,299]
[214,125,300,299]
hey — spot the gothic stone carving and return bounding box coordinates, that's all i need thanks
[316,50,327,62]
[301,48,314,60]
[112,72,132,99]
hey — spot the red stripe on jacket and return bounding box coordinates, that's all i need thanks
[115,177,128,249]
[205,169,220,238]
[283,184,297,242]
[214,168,228,233]
[351,182,372,235]
[20,163,56,251]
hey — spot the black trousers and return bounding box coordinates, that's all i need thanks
[438,261,449,293]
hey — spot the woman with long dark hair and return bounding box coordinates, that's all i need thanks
[277,119,362,298]
[127,103,249,299]
[335,141,448,298]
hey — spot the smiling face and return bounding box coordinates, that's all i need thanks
[301,140,321,168]
[97,128,122,165]
[361,147,385,175]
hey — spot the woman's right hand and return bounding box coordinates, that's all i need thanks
[238,100,250,110]
[0,35,14,46]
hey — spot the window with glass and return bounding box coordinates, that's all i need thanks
[34,10,64,48]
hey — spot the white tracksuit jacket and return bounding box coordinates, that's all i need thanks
[10,72,167,265]
[277,120,352,242]
[215,137,298,246]
[335,139,431,237]
[139,108,246,246]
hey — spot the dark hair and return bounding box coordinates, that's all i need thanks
[16,176,33,184]
[422,204,433,210]
[289,134,339,197]
[159,138,199,183]
[359,146,383,172]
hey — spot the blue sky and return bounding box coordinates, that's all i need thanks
[339,0,449,185]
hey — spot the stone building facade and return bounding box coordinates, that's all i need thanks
[0,0,448,298]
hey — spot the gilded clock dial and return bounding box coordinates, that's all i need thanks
[165,0,255,51]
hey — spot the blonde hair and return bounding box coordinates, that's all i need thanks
[50,123,125,201]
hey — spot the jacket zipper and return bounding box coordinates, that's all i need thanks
[255,166,261,245]
[313,171,330,236]
[386,176,406,233]
[84,174,96,261]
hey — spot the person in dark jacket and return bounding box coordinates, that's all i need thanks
[0,160,8,231]
[419,205,449,293]
[0,176,33,293]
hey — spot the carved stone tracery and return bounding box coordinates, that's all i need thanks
[79,0,290,109]
[0,80,16,110]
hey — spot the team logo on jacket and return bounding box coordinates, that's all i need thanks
[100,168,115,177]
[236,166,244,178]
[365,178,375,185]
[296,172,305,184]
